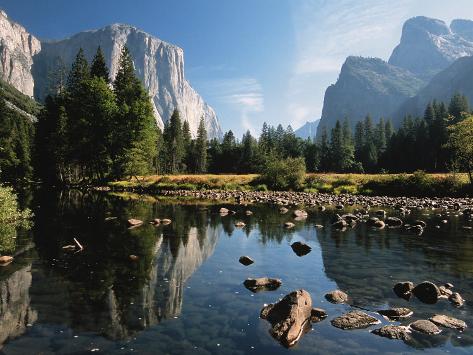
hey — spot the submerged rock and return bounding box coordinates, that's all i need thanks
[284,222,295,229]
[244,277,282,292]
[161,218,172,225]
[219,207,229,215]
[438,285,453,298]
[377,307,413,320]
[291,241,312,257]
[310,308,328,323]
[234,221,246,228]
[239,256,254,266]
[331,311,380,330]
[393,281,414,300]
[293,210,308,218]
[260,290,312,347]
[412,281,440,304]
[324,290,349,304]
[386,217,403,227]
[372,325,411,340]
[245,210,253,216]
[409,320,441,335]
[279,207,289,214]
[449,292,465,307]
[429,314,467,330]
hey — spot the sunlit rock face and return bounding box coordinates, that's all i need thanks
[0,10,222,138]
[0,10,41,97]
[0,265,38,347]
[389,16,473,80]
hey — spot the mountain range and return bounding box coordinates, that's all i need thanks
[317,16,473,138]
[294,119,320,140]
[0,10,222,138]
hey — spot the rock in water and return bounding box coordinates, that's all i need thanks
[293,210,308,218]
[331,311,381,330]
[310,308,328,323]
[127,219,143,227]
[377,308,413,320]
[393,281,414,300]
[0,256,13,265]
[239,256,254,266]
[260,290,312,347]
[161,218,172,225]
[409,320,441,335]
[291,241,312,257]
[284,222,295,229]
[429,314,467,330]
[243,278,282,292]
[449,292,465,307]
[412,281,440,304]
[325,290,349,304]
[234,221,246,228]
[372,325,411,340]
[386,217,403,227]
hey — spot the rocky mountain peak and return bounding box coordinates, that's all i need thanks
[451,19,473,41]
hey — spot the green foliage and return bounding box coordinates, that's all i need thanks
[260,157,306,190]
[447,116,473,184]
[90,46,110,82]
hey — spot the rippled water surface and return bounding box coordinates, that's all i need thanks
[1,190,473,354]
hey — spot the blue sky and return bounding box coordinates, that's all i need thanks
[2,0,473,137]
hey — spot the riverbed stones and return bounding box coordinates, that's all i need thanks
[161,218,172,225]
[310,308,328,323]
[332,219,348,229]
[219,207,229,215]
[429,314,467,330]
[412,281,440,304]
[284,222,295,229]
[293,210,308,218]
[260,289,312,347]
[372,325,411,340]
[367,217,385,229]
[127,219,143,227]
[449,292,465,307]
[291,241,312,256]
[129,254,139,261]
[244,277,282,292]
[245,210,253,216]
[239,256,254,266]
[150,218,161,225]
[331,311,380,330]
[413,220,427,228]
[386,217,403,227]
[393,281,414,300]
[325,290,349,304]
[438,285,453,298]
[377,307,413,320]
[234,221,246,228]
[409,320,441,335]
[0,256,13,265]
[279,207,289,214]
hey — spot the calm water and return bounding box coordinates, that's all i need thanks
[1,190,473,354]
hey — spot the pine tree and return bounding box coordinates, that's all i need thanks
[67,48,89,93]
[163,109,184,174]
[182,119,192,172]
[318,126,330,172]
[195,117,208,173]
[449,92,470,122]
[240,130,257,173]
[90,46,110,82]
[424,102,436,122]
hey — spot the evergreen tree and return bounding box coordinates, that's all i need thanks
[449,92,470,122]
[67,48,89,93]
[318,126,330,172]
[90,46,110,82]
[195,117,208,173]
[182,119,192,172]
[163,109,184,174]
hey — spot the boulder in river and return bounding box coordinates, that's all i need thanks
[331,311,380,330]
[260,289,312,347]
[332,219,348,229]
[393,281,414,300]
[367,217,385,229]
[244,277,282,292]
[0,256,13,265]
[385,217,403,227]
[412,281,440,304]
[291,241,312,257]
[377,307,413,320]
[409,320,441,335]
[161,218,172,225]
[324,290,349,304]
[234,221,246,228]
[372,325,411,340]
[127,219,143,227]
[279,207,289,214]
[219,207,229,215]
[293,210,308,218]
[284,222,295,229]
[429,314,467,330]
[239,256,254,266]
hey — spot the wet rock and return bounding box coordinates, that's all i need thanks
[127,219,143,227]
[244,277,282,292]
[336,204,344,210]
[315,224,324,229]
[260,289,312,347]
[444,282,454,289]
[239,256,254,266]
[219,207,229,215]
[234,221,246,228]
[393,281,414,300]
[291,241,312,257]
[376,210,387,218]
[372,325,411,340]
[293,210,308,218]
[367,217,385,228]
[161,218,172,225]
[449,292,465,307]
[0,256,13,265]
[407,225,424,235]
[413,220,427,228]
[129,254,139,261]
[105,216,117,221]
[310,308,328,323]
[279,207,289,214]
[377,307,413,320]
[412,281,440,304]
[332,219,347,229]
[386,217,403,227]
[324,290,349,304]
[429,314,467,330]
[150,218,161,225]
[409,320,441,335]
[318,206,326,212]
[284,222,295,229]
[438,285,453,298]
[331,311,380,330]
[245,210,253,216]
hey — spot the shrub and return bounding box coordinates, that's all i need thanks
[260,157,306,191]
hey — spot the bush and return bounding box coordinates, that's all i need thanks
[260,157,306,191]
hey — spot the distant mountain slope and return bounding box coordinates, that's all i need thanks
[294,119,320,140]
[395,55,473,121]
[317,57,424,136]
[389,16,473,80]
